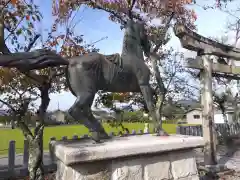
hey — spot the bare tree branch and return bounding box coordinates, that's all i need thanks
[128,0,136,19]
[89,1,127,24]
[4,17,25,41]
[0,0,11,14]
[25,34,41,52]
[153,12,174,53]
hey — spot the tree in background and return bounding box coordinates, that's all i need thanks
[0,0,100,179]
[0,1,47,179]
[212,17,240,122]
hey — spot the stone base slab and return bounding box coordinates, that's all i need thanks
[54,134,204,180]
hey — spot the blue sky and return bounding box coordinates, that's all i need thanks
[33,0,240,111]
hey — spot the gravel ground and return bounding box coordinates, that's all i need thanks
[199,169,240,180]
[15,173,56,180]
[195,142,240,180]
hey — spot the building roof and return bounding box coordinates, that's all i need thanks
[186,108,202,114]
[186,106,235,114]
[176,99,201,109]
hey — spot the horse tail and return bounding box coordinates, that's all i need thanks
[65,64,77,97]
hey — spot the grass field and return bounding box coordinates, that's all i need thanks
[0,123,178,155]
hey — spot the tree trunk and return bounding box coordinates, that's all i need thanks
[149,53,166,131]
[223,112,228,123]
[29,81,51,180]
[147,13,174,131]
[156,93,166,130]
[27,120,46,180]
[219,103,228,123]
[233,94,239,122]
[0,17,10,54]
[28,129,44,180]
[11,102,44,180]
[18,103,45,180]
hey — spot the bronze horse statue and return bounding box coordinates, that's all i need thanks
[65,19,167,141]
[0,19,167,142]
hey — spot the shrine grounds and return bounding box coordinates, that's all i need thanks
[0,123,180,155]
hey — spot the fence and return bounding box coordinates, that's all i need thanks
[176,122,240,143]
[0,128,150,179]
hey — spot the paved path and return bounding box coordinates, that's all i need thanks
[0,152,52,170]
[1,145,240,171]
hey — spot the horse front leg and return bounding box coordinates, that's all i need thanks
[86,109,110,141]
[68,93,109,143]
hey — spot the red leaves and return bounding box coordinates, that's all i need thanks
[113,93,130,102]
[183,0,193,4]
[26,15,30,21]
[191,10,197,20]
[51,0,197,26]
[10,0,18,5]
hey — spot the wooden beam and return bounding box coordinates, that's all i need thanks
[174,24,240,60]
[201,55,217,165]
[212,73,240,80]
[196,72,240,80]
[186,57,240,75]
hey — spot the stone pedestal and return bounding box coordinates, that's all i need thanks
[53,134,204,180]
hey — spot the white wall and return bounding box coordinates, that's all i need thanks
[214,114,225,123]
[187,109,234,124]
[227,113,233,123]
[214,110,234,123]
[186,110,202,124]
[55,111,65,123]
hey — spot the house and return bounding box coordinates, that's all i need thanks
[143,112,166,121]
[0,109,11,127]
[186,107,234,124]
[29,110,67,126]
[49,110,66,123]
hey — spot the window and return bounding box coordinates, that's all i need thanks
[193,115,200,119]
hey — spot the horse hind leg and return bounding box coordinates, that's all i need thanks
[68,92,109,142]
[87,110,110,142]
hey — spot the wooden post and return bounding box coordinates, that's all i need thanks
[49,137,56,163]
[8,140,15,174]
[201,55,217,165]
[23,139,29,169]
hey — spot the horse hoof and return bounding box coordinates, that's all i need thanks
[99,130,111,140]
[92,138,103,144]
[91,131,110,143]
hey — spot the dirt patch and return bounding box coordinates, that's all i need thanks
[199,168,240,180]
[13,173,55,180]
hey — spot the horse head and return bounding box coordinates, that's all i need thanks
[125,20,151,58]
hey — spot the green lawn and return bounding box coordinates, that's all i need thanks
[0,123,178,155]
